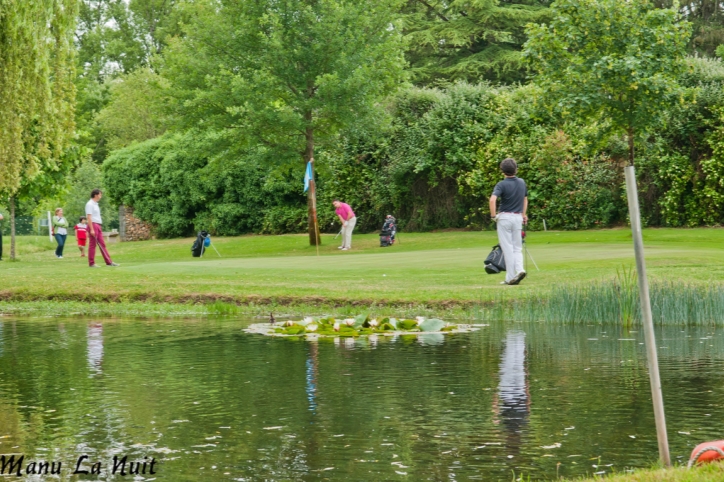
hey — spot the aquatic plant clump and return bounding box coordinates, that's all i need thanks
[246,314,480,338]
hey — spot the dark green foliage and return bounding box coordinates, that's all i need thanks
[401,0,552,84]
[106,63,724,234]
[524,0,691,167]
[102,132,308,237]
[325,83,628,232]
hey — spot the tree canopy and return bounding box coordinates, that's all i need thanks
[524,0,691,164]
[160,0,406,243]
[401,0,552,84]
[0,0,78,195]
[8,0,724,238]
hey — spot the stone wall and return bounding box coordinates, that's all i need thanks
[119,205,153,241]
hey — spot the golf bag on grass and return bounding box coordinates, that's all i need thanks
[192,231,209,257]
[484,245,506,274]
[380,215,396,247]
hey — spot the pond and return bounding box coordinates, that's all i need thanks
[0,317,722,481]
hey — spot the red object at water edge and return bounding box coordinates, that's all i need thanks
[688,441,724,467]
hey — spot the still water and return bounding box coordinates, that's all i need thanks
[0,317,722,481]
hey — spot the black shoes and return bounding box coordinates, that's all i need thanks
[508,271,527,285]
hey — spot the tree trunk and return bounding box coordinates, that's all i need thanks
[305,123,321,246]
[627,126,635,167]
[10,196,16,260]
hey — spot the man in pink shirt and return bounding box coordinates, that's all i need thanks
[333,200,356,251]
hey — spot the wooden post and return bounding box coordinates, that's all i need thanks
[624,166,671,467]
[310,176,320,257]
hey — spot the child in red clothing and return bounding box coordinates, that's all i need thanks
[74,217,88,257]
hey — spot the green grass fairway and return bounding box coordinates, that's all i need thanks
[576,463,724,482]
[2,228,723,307]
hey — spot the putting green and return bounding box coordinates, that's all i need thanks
[1,228,723,305]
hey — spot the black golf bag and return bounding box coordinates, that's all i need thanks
[191,231,209,257]
[380,216,396,247]
[484,244,506,274]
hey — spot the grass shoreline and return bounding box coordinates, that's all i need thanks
[0,300,477,320]
[2,228,724,324]
[4,277,724,326]
[575,463,724,481]
[0,289,478,309]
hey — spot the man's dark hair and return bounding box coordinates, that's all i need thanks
[500,158,517,176]
[90,189,102,199]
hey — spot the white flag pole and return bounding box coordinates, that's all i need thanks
[47,211,53,243]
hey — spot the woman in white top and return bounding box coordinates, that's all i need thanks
[52,208,69,258]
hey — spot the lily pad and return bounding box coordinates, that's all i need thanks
[399,319,418,331]
[419,318,446,332]
[354,313,368,328]
[245,315,478,339]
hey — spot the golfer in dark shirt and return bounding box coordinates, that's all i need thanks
[489,158,528,285]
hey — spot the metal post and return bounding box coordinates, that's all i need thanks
[624,166,670,467]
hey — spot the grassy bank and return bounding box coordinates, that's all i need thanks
[576,463,724,481]
[2,228,724,315]
[0,299,473,319]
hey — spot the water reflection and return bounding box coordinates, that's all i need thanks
[87,322,103,376]
[419,333,445,346]
[0,319,723,481]
[306,342,318,413]
[494,331,530,455]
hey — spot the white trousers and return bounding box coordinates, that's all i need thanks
[341,216,356,248]
[497,213,524,283]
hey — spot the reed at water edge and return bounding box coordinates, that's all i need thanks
[476,278,724,326]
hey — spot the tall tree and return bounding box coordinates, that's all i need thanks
[525,0,690,166]
[401,0,551,84]
[95,67,169,150]
[524,0,691,467]
[74,0,183,162]
[163,0,405,245]
[0,0,78,258]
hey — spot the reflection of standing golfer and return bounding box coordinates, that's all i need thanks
[85,189,119,268]
[333,199,356,251]
[490,158,527,285]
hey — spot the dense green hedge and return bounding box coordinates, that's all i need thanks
[325,82,626,232]
[103,58,724,236]
[103,132,310,237]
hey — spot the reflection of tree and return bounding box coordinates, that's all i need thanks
[493,331,530,456]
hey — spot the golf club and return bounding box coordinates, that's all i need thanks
[333,217,361,241]
[89,230,113,265]
[523,223,540,271]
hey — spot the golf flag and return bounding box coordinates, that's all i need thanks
[303,161,313,192]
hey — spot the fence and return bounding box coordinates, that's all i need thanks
[0,216,52,236]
